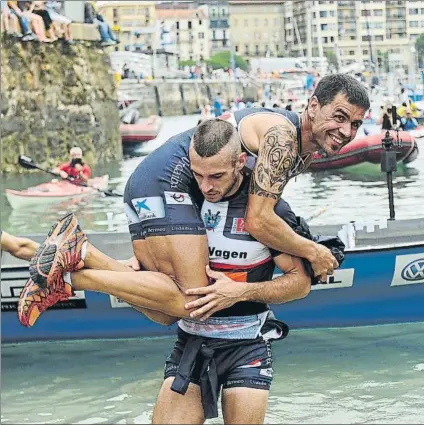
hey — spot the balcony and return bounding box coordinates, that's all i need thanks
[337,1,355,9]
[210,20,229,29]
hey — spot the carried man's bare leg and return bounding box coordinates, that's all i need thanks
[18,213,207,326]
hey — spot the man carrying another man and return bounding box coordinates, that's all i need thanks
[18,73,367,422]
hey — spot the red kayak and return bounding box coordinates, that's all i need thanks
[120,115,162,143]
[5,175,109,209]
[310,131,419,170]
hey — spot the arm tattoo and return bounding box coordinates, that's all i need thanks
[249,124,298,199]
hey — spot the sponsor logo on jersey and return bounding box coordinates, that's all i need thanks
[204,209,221,231]
[391,254,424,286]
[209,246,248,260]
[164,191,193,205]
[131,197,165,222]
[124,202,140,225]
[231,218,249,235]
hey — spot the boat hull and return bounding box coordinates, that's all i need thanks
[5,176,109,209]
[2,240,423,343]
[120,115,162,144]
[310,131,418,170]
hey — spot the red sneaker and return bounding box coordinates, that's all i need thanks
[18,275,73,327]
[18,213,87,327]
[29,213,87,288]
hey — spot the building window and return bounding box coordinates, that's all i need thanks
[321,24,328,31]
[375,35,384,41]
[176,21,179,30]
[323,36,328,43]
[409,21,419,27]
[363,49,368,55]
[276,44,279,52]
[254,32,260,41]
[349,50,355,55]
[244,33,249,40]
[330,10,335,17]
[361,10,371,17]
[374,9,383,16]
[211,8,216,18]
[221,8,226,16]
[199,32,204,39]
[223,30,226,39]
[265,44,269,53]
[188,21,192,29]
[213,30,216,39]
[320,11,327,18]
[264,32,268,40]
[255,45,260,56]
[235,45,239,52]
[199,20,202,25]
[245,44,249,55]
[409,8,419,15]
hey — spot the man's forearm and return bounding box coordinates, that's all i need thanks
[238,271,310,305]
[247,213,318,262]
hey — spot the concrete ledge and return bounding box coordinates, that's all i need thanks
[70,23,101,41]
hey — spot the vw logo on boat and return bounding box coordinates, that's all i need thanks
[401,259,424,282]
[391,254,424,286]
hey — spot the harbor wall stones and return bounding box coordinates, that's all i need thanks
[118,79,261,118]
[1,36,121,173]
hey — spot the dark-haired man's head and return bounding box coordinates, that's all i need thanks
[306,74,370,156]
[189,119,247,203]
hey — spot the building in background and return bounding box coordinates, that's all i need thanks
[283,1,424,73]
[197,0,230,55]
[156,5,210,61]
[99,1,157,52]
[229,0,285,58]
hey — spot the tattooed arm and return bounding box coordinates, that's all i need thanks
[244,120,323,263]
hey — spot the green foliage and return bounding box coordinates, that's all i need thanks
[179,59,196,68]
[206,51,249,71]
[324,49,338,70]
[415,33,424,67]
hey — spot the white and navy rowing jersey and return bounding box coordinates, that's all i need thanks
[201,175,298,317]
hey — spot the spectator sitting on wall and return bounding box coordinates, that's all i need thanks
[1,0,22,37]
[53,147,92,184]
[28,1,57,41]
[85,1,119,46]
[17,1,54,43]
[6,1,36,40]
[46,0,74,44]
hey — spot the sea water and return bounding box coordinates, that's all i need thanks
[2,322,424,424]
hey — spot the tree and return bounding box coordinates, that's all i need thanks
[415,33,424,68]
[324,49,338,71]
[206,51,249,71]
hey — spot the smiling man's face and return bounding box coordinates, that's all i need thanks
[309,93,367,156]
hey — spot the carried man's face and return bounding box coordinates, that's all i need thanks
[309,93,367,156]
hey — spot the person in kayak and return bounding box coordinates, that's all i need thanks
[1,231,39,261]
[53,146,92,183]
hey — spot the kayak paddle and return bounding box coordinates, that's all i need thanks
[18,155,123,198]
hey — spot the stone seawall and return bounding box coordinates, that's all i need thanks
[1,36,121,173]
[118,79,262,117]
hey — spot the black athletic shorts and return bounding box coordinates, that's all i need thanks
[123,129,206,241]
[164,327,274,392]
